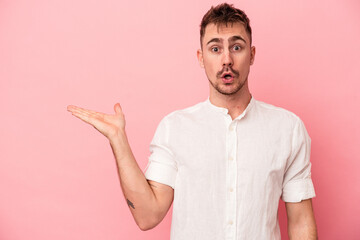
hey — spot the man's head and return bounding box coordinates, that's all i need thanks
[200,3,252,49]
[197,3,255,97]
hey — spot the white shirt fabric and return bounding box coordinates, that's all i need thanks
[144,96,315,240]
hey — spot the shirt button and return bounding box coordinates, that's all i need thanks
[229,188,234,192]
[228,220,233,225]
[229,156,233,161]
[229,125,234,131]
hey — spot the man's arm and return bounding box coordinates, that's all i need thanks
[285,199,318,240]
[67,103,174,231]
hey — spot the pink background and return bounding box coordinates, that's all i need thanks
[1,0,359,239]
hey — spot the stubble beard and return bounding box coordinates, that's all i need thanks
[208,75,248,96]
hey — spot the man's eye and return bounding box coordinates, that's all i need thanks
[212,47,219,52]
[233,45,241,51]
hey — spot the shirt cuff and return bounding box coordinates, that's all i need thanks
[144,159,177,189]
[281,177,316,202]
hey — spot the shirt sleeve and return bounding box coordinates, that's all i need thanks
[281,117,316,202]
[144,117,177,189]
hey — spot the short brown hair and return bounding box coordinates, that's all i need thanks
[200,3,252,47]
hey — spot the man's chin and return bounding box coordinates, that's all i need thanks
[216,89,240,96]
[209,79,244,96]
[216,84,242,96]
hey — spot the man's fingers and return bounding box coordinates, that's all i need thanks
[71,111,92,125]
[67,104,120,126]
[67,105,104,118]
[67,105,95,114]
[69,107,91,118]
[72,110,105,127]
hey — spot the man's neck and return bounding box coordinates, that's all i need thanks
[209,88,252,120]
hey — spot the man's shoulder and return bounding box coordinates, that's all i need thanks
[254,99,302,124]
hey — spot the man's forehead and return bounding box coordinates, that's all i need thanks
[203,22,248,41]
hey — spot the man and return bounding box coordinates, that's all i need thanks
[67,3,317,239]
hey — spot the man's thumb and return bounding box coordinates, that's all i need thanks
[114,103,122,114]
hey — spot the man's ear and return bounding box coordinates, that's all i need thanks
[197,49,204,68]
[250,46,256,65]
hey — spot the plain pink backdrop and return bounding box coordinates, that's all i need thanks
[1,0,359,239]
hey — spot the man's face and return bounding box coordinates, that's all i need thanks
[197,22,255,96]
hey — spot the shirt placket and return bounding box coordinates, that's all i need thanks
[225,118,238,240]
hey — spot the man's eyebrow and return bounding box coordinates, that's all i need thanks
[206,38,221,46]
[206,36,247,46]
[229,35,246,43]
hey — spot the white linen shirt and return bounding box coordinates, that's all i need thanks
[144,96,315,240]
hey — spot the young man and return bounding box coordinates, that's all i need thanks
[67,3,317,239]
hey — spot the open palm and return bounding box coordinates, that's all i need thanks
[67,103,125,139]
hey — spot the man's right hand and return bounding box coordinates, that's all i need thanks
[67,103,126,140]
[67,102,174,230]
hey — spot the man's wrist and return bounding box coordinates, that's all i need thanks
[108,130,133,161]
[109,129,128,146]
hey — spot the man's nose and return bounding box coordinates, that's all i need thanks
[222,50,233,67]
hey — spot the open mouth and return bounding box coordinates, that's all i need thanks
[221,72,234,79]
[221,72,234,83]
[224,74,232,80]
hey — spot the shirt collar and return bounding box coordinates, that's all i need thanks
[205,95,256,119]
